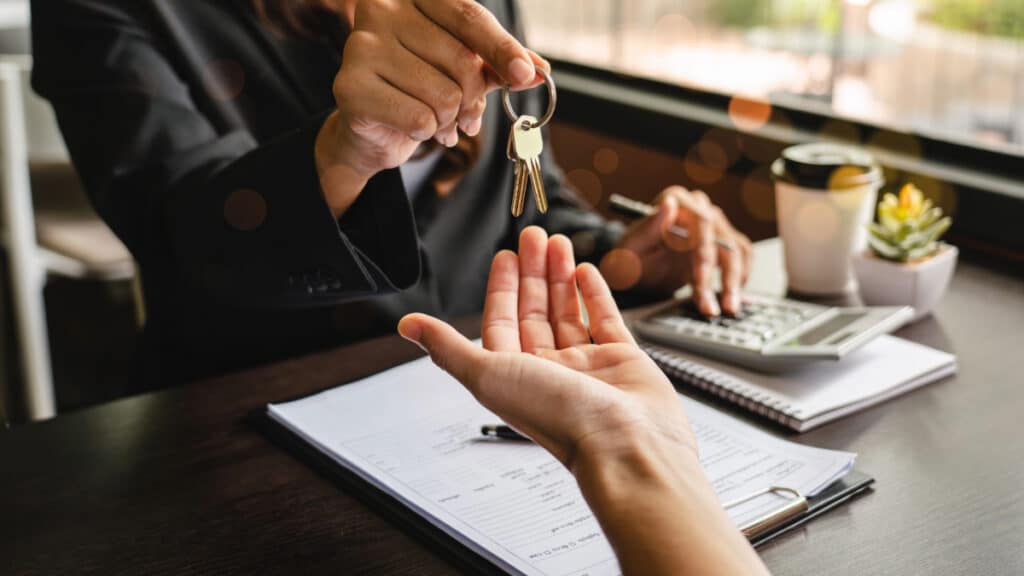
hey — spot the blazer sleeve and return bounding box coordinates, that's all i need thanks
[29,0,420,308]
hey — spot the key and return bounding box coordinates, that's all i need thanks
[507,126,528,217]
[511,115,548,215]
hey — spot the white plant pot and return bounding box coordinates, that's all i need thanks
[851,243,958,322]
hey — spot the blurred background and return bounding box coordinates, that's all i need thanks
[522,0,1024,154]
[1,0,139,425]
[0,0,1020,425]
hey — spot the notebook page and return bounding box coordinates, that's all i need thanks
[659,335,956,421]
[269,353,855,576]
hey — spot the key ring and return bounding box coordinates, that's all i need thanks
[501,68,556,130]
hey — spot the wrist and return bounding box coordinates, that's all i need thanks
[572,426,769,575]
[573,426,705,508]
[315,110,375,219]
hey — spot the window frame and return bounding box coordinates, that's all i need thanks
[550,59,1024,265]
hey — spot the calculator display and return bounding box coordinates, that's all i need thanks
[786,312,868,346]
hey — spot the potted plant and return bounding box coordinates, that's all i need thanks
[851,183,957,321]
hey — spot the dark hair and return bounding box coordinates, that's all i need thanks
[252,0,482,195]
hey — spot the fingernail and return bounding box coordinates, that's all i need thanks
[728,293,741,312]
[509,58,534,85]
[399,330,428,354]
[446,129,459,148]
[703,289,720,316]
[466,116,482,136]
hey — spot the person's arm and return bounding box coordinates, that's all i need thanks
[398,227,769,575]
[31,0,551,308]
[573,430,766,575]
[31,0,420,307]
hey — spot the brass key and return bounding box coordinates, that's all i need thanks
[507,123,528,216]
[512,115,547,214]
[501,68,557,218]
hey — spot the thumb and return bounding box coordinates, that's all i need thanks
[398,313,484,386]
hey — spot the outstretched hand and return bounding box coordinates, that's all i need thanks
[398,226,695,470]
[397,226,770,576]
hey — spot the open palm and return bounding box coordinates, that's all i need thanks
[399,227,696,470]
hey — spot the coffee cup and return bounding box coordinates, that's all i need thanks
[772,143,883,295]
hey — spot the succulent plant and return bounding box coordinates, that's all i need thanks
[867,183,952,262]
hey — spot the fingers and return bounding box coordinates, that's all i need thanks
[367,35,465,146]
[576,263,636,346]
[398,313,485,385]
[712,208,748,315]
[334,63,438,141]
[482,250,521,353]
[517,227,556,353]
[736,232,754,286]
[397,8,490,135]
[547,235,590,348]
[667,187,719,316]
[717,244,744,316]
[415,0,536,87]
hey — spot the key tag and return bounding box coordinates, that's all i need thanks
[502,69,557,217]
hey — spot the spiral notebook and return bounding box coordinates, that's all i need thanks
[643,335,957,432]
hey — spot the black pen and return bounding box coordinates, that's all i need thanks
[608,193,735,251]
[481,424,530,441]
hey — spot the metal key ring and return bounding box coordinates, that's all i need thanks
[501,67,556,130]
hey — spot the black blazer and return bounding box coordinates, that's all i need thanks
[30,0,623,385]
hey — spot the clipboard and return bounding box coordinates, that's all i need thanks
[253,407,874,573]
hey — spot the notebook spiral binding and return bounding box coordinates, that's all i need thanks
[642,344,802,430]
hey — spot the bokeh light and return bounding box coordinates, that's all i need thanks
[224,189,267,231]
[740,169,776,222]
[683,146,724,185]
[203,59,246,102]
[653,13,696,47]
[728,96,772,133]
[702,128,742,167]
[869,0,917,42]
[566,168,603,207]
[794,201,840,245]
[599,248,643,292]
[592,148,620,175]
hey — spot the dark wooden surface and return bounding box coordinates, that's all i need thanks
[3,241,1023,575]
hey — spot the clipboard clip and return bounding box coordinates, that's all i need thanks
[724,486,809,540]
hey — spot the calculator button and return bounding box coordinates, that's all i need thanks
[653,317,685,332]
[734,336,762,348]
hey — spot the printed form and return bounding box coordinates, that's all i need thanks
[269,353,855,576]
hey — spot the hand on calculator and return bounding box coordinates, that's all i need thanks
[612,186,753,318]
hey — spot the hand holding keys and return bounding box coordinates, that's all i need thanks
[502,69,557,217]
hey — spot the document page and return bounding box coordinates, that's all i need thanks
[269,353,855,576]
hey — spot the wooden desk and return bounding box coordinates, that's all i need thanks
[4,241,1023,575]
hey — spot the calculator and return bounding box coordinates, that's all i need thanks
[631,293,913,372]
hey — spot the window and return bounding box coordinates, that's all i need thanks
[520,0,1024,156]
